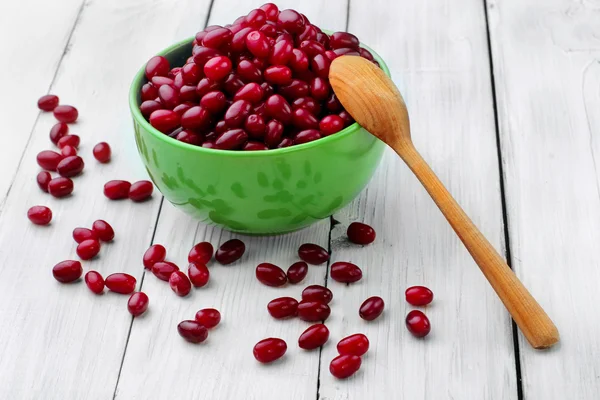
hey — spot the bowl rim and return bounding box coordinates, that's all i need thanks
[129,34,390,157]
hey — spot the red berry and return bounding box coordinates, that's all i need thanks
[169,271,192,297]
[203,27,233,49]
[264,65,292,85]
[277,9,305,34]
[245,9,267,28]
[225,100,253,128]
[330,355,361,379]
[188,242,213,264]
[405,310,431,337]
[85,271,105,294]
[319,115,345,136]
[301,285,333,304]
[337,333,369,356]
[246,31,271,58]
[289,49,309,72]
[253,338,287,363]
[279,79,310,100]
[143,244,166,269]
[145,56,170,79]
[73,227,97,243]
[256,263,287,287]
[267,297,298,319]
[216,129,248,150]
[330,262,362,283]
[405,286,434,306]
[298,324,329,350]
[141,83,159,101]
[91,219,114,242]
[149,109,180,133]
[52,260,82,283]
[329,32,360,50]
[298,243,329,265]
[195,308,221,328]
[234,83,264,104]
[178,320,209,343]
[292,108,318,130]
[56,155,84,178]
[104,180,131,200]
[48,177,73,197]
[49,122,69,144]
[60,145,77,157]
[297,300,330,322]
[181,63,202,85]
[140,100,162,118]
[265,94,292,124]
[57,134,80,149]
[36,171,52,192]
[347,222,376,245]
[215,239,245,265]
[105,273,136,294]
[204,56,233,81]
[36,150,63,171]
[286,261,308,284]
[53,105,78,123]
[93,142,111,163]
[38,94,59,111]
[359,296,385,321]
[128,292,149,316]
[76,239,101,260]
[201,91,227,113]
[181,106,212,131]
[188,262,210,287]
[128,180,153,202]
[152,261,179,281]
[27,206,52,225]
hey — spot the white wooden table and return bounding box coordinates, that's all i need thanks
[1,0,599,398]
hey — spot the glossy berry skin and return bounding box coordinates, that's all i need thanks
[128,180,153,202]
[204,56,233,81]
[405,286,434,306]
[301,285,333,304]
[298,324,329,350]
[330,262,362,283]
[329,32,360,50]
[260,3,279,21]
[267,297,298,319]
[359,296,385,321]
[292,108,318,130]
[253,338,287,363]
[277,9,305,34]
[246,31,271,59]
[298,243,329,265]
[264,65,292,85]
[337,334,369,356]
[149,109,180,133]
[49,122,69,144]
[286,261,308,284]
[141,83,159,101]
[105,273,136,294]
[297,300,331,322]
[319,115,345,136]
[37,150,63,171]
[294,129,321,145]
[265,94,292,123]
[53,105,78,123]
[56,155,84,178]
[27,206,52,225]
[85,271,105,294]
[169,271,192,297]
[178,320,209,343]
[181,106,212,131]
[93,142,111,163]
[188,262,210,287]
[234,83,263,104]
[201,91,227,113]
[38,94,59,111]
[143,244,166,269]
[92,220,114,242]
[104,180,131,200]
[60,145,77,157]
[264,119,284,148]
[188,242,213,264]
[52,260,83,283]
[140,100,162,118]
[330,355,361,379]
[195,308,221,328]
[225,100,252,128]
[152,261,179,281]
[347,222,376,245]
[216,129,248,150]
[256,263,287,287]
[36,171,52,192]
[48,177,73,197]
[76,239,101,260]
[406,310,431,338]
[215,239,245,264]
[73,228,97,243]
[128,292,149,316]
[57,135,78,149]
[145,55,170,79]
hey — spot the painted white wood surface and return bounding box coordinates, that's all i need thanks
[0,0,83,208]
[114,1,346,399]
[317,0,518,398]
[0,0,211,398]
[487,0,600,399]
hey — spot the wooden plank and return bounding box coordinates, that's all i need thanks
[0,0,212,398]
[487,0,600,398]
[114,2,347,399]
[318,0,518,398]
[0,0,83,208]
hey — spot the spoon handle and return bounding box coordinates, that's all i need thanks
[397,142,559,349]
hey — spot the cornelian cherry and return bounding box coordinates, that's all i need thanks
[298,324,329,350]
[105,273,136,294]
[405,286,434,306]
[406,310,431,337]
[128,292,149,316]
[195,308,221,328]
[267,297,298,319]
[253,338,287,363]
[143,244,166,269]
[286,261,308,284]
[27,206,52,225]
[85,271,105,294]
[256,263,287,287]
[188,262,210,287]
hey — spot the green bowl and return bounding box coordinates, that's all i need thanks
[129,36,389,235]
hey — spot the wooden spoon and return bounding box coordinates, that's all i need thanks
[330,56,559,349]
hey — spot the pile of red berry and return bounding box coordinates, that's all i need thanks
[140,3,380,150]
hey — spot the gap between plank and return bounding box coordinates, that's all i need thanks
[482,1,524,399]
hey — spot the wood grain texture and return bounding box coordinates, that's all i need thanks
[487,0,600,398]
[0,0,211,398]
[319,0,518,398]
[0,0,83,208]
[114,1,347,399]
